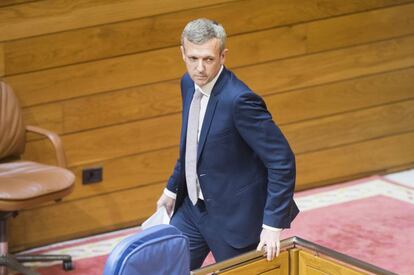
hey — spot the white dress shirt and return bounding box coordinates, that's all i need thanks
[164,66,223,200]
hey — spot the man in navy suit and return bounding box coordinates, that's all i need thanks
[157,18,299,270]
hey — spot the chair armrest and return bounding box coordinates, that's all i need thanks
[26,125,68,168]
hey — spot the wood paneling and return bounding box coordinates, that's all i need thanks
[0,43,4,77]
[22,66,414,137]
[307,3,414,52]
[4,1,311,74]
[267,67,414,124]
[2,0,412,75]
[24,113,181,166]
[23,98,414,169]
[290,249,300,275]
[0,1,39,8]
[67,147,179,201]
[9,182,165,250]
[22,80,180,136]
[7,33,414,108]
[221,251,288,274]
[284,99,414,154]
[299,250,361,275]
[5,24,309,106]
[237,34,414,94]
[0,0,234,41]
[21,98,414,205]
[4,1,414,75]
[297,131,414,189]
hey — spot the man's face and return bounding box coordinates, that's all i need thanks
[181,38,228,87]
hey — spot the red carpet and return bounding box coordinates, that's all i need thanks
[282,195,414,274]
[16,170,414,274]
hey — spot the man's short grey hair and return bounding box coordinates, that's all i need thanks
[181,18,226,52]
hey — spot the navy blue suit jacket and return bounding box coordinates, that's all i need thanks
[167,67,299,248]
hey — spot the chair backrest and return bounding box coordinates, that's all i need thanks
[103,224,190,275]
[0,82,26,160]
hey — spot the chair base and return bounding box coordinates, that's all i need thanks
[0,254,38,275]
[0,212,73,274]
[17,254,74,271]
[0,254,73,275]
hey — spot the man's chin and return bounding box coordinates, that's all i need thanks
[193,76,208,86]
[195,81,207,87]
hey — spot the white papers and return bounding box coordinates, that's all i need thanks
[141,206,171,230]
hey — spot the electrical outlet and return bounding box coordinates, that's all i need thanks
[82,167,103,185]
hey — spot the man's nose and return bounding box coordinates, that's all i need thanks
[196,60,205,73]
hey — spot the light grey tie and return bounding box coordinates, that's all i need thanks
[185,88,203,205]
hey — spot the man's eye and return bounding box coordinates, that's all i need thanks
[205,58,213,63]
[189,57,197,62]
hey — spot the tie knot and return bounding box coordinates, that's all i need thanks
[194,88,203,100]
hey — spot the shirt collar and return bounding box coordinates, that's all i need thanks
[194,65,223,97]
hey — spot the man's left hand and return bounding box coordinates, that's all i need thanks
[256,228,281,261]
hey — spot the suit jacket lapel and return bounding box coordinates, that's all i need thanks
[180,85,195,155]
[197,67,229,161]
[197,96,218,161]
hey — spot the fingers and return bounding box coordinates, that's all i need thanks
[266,245,272,261]
[266,244,276,261]
[276,241,280,257]
[256,240,265,252]
[165,203,174,216]
[258,242,276,261]
[259,242,279,261]
[156,195,165,209]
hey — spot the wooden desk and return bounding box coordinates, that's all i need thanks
[192,237,395,275]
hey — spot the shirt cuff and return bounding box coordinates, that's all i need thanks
[262,224,282,232]
[164,188,177,199]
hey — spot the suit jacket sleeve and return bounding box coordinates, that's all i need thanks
[166,75,190,194]
[233,91,296,228]
[166,158,181,193]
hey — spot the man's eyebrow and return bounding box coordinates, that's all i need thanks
[187,54,215,59]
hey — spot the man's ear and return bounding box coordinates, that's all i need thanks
[220,48,229,65]
[180,45,186,62]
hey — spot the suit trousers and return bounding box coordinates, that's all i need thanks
[170,197,258,270]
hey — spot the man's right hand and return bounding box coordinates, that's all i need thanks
[156,193,176,217]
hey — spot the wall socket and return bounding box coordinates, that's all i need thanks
[82,167,103,185]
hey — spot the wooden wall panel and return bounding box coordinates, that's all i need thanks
[2,0,413,250]
[298,250,361,275]
[0,43,4,77]
[10,182,166,250]
[307,3,414,52]
[6,4,414,106]
[23,98,414,169]
[284,100,414,153]
[3,0,412,74]
[297,131,414,189]
[0,1,40,8]
[21,99,414,207]
[22,66,414,138]
[6,32,414,109]
[21,80,181,139]
[5,24,309,106]
[0,0,234,41]
[24,114,181,166]
[27,94,414,203]
[237,34,414,94]
[267,67,414,124]
[220,251,289,274]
